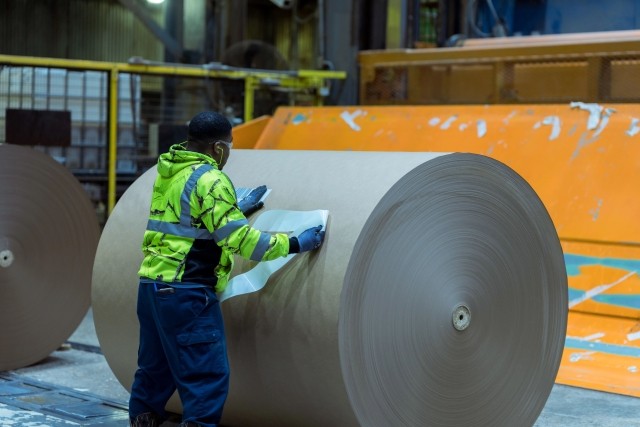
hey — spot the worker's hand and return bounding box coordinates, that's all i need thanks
[238,185,267,217]
[296,225,325,252]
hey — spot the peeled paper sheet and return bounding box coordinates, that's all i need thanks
[235,187,271,204]
[0,144,100,371]
[218,209,329,303]
[92,150,567,427]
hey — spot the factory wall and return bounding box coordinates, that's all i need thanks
[0,0,164,62]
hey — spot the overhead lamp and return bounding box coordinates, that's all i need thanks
[270,0,292,9]
[146,0,165,4]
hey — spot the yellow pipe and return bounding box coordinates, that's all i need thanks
[244,77,256,122]
[0,54,115,71]
[0,54,346,82]
[108,68,118,215]
[386,0,402,49]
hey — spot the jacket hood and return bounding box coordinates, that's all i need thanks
[157,143,218,178]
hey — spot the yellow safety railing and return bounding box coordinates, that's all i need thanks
[0,54,346,214]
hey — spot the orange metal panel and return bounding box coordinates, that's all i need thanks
[558,311,640,397]
[232,115,271,149]
[256,105,640,245]
[563,240,640,320]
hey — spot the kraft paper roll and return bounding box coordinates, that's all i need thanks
[0,144,100,371]
[92,150,567,427]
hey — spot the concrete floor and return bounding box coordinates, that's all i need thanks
[2,309,639,426]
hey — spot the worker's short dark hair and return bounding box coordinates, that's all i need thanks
[187,111,232,143]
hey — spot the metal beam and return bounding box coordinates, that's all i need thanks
[0,54,347,81]
[117,0,183,59]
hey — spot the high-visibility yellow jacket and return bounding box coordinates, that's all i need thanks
[138,143,290,292]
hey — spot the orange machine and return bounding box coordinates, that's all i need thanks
[243,103,640,397]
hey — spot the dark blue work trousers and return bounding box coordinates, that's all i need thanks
[129,281,230,427]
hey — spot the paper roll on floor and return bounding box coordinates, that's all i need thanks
[0,144,100,371]
[92,150,567,427]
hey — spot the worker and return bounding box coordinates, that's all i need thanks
[128,111,325,427]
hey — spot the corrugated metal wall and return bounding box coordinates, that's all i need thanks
[273,15,316,69]
[0,0,163,62]
[246,2,318,70]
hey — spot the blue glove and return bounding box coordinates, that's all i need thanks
[295,225,325,253]
[238,185,267,216]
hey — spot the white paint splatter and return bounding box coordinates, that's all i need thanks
[569,351,596,362]
[582,332,606,341]
[627,331,640,342]
[459,123,469,131]
[292,113,307,125]
[629,366,638,373]
[568,270,637,308]
[476,120,487,138]
[589,198,603,221]
[571,131,598,161]
[568,104,616,160]
[627,118,640,137]
[428,117,441,126]
[542,115,561,141]
[440,115,458,130]
[570,102,617,137]
[340,110,363,131]
[592,108,616,137]
[503,110,518,125]
[570,102,604,130]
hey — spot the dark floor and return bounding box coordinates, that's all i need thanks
[1,309,639,426]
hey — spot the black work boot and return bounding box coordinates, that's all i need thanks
[130,412,162,427]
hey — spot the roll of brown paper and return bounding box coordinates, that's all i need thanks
[0,144,100,371]
[92,150,567,427]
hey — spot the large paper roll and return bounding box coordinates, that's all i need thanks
[92,150,567,426]
[0,144,100,371]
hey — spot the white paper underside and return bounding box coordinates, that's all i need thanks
[218,209,329,303]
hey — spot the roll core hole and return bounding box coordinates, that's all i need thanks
[452,304,471,331]
[0,250,13,268]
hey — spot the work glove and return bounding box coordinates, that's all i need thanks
[238,185,267,217]
[294,225,325,253]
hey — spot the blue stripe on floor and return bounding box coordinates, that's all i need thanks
[565,337,640,358]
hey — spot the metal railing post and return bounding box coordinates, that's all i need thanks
[244,76,256,122]
[108,68,119,214]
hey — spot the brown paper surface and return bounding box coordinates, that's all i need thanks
[0,144,99,370]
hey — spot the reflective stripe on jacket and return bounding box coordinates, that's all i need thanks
[138,143,289,292]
